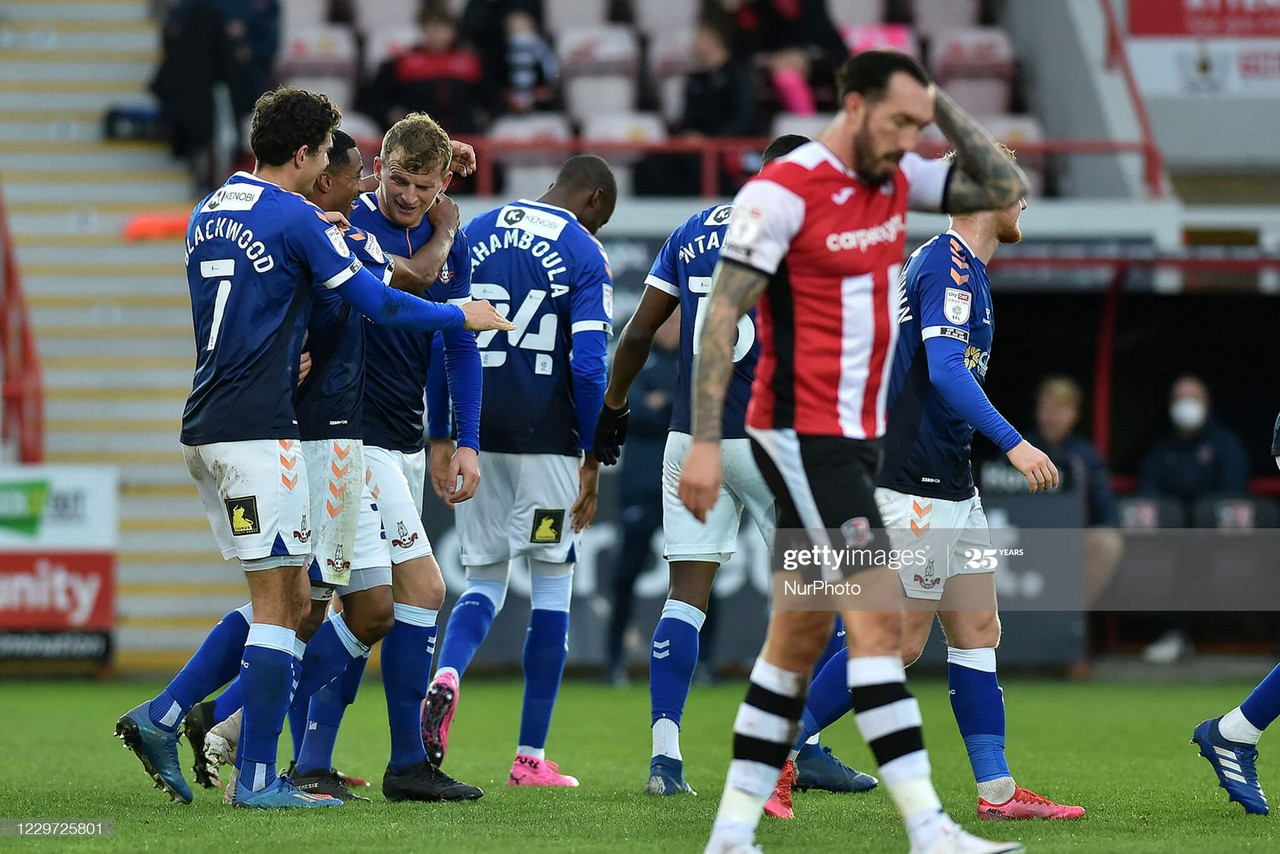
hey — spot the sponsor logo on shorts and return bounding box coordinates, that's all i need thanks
[530,509,564,544]
[392,521,419,549]
[224,496,261,536]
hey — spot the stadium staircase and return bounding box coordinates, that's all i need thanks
[0,0,238,673]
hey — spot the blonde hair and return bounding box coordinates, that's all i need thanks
[1038,376,1083,410]
[942,142,1016,163]
[380,112,452,177]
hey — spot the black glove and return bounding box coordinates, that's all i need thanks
[594,401,630,466]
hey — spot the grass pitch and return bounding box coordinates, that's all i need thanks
[1,677,1277,852]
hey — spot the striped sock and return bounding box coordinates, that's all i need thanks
[713,658,806,834]
[848,655,942,836]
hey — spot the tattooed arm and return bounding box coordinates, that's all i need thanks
[932,86,1029,213]
[690,258,770,443]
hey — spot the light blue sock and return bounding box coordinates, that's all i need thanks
[147,604,252,732]
[948,647,1009,784]
[382,604,437,772]
[238,623,298,792]
[650,599,705,728]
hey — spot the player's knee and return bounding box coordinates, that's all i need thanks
[947,611,1000,650]
[668,560,718,611]
[766,618,830,670]
[353,607,395,645]
[901,633,928,668]
[422,572,446,611]
[296,597,327,641]
[847,610,903,657]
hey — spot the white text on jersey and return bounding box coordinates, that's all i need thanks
[185,216,275,273]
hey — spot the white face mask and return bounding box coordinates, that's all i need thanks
[1170,397,1207,431]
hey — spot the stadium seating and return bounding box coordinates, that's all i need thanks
[930,28,1015,116]
[503,165,561,200]
[565,75,636,126]
[658,75,686,126]
[282,75,355,117]
[545,0,608,37]
[827,0,885,28]
[583,112,667,195]
[276,25,358,79]
[771,113,832,142]
[981,113,1046,197]
[353,0,422,36]
[557,26,640,78]
[647,28,697,80]
[1193,496,1280,529]
[488,112,574,164]
[911,0,980,40]
[339,112,385,151]
[364,28,414,77]
[839,23,920,58]
[632,0,700,38]
[280,0,329,38]
[1116,497,1187,530]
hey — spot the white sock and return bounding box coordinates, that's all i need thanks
[517,745,546,759]
[904,807,952,850]
[653,718,682,760]
[977,776,1017,804]
[706,818,755,852]
[1220,706,1264,745]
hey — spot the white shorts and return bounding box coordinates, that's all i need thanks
[308,465,393,596]
[875,486,992,601]
[303,439,363,586]
[455,452,580,566]
[662,433,776,563]
[183,439,311,566]
[364,445,433,564]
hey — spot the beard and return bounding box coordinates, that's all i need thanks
[997,220,1023,244]
[852,124,899,186]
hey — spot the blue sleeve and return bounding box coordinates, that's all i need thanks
[572,330,608,453]
[288,200,368,288]
[923,335,1022,452]
[332,264,465,330]
[438,231,481,450]
[569,234,614,451]
[426,332,451,440]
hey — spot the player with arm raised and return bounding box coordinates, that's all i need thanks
[680,51,1028,854]
[772,146,1080,821]
[423,155,617,787]
[112,88,487,810]
[594,134,873,801]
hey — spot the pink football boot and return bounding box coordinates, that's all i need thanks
[507,754,580,787]
[421,670,460,767]
[977,786,1085,820]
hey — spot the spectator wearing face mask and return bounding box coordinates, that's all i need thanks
[1139,375,1248,511]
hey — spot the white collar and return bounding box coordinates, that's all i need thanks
[946,228,977,258]
[519,198,579,220]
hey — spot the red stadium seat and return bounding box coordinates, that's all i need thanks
[912,0,980,40]
[565,75,636,125]
[277,25,357,79]
[827,0,884,28]
[545,0,608,36]
[557,25,640,77]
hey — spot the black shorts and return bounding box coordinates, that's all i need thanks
[749,429,885,576]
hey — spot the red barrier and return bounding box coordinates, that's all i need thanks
[0,182,42,463]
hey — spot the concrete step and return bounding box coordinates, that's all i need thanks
[119,562,233,584]
[0,87,152,111]
[0,1,150,22]
[0,139,173,171]
[0,117,102,143]
[119,594,246,619]
[46,391,187,421]
[44,366,193,389]
[43,456,191,486]
[36,329,192,359]
[0,58,155,82]
[47,429,181,455]
[5,179,190,203]
[122,493,208,521]
[115,627,217,654]
[122,527,220,553]
[29,296,190,330]
[0,20,158,52]
[19,242,187,266]
[26,277,187,299]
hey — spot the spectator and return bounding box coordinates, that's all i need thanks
[1138,374,1248,663]
[603,313,681,686]
[366,1,486,134]
[679,18,758,138]
[504,10,558,113]
[1026,377,1123,606]
[716,0,848,113]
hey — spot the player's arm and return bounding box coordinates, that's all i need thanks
[437,231,483,505]
[596,238,681,465]
[425,333,461,504]
[568,247,615,532]
[931,86,1029,214]
[691,258,766,444]
[388,192,460,295]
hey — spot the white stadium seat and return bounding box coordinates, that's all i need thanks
[545,0,608,36]
[583,112,667,195]
[281,0,328,37]
[931,28,1014,116]
[504,166,561,200]
[565,75,635,125]
[276,25,357,78]
[354,0,421,36]
[283,75,354,114]
[912,0,980,40]
[827,0,884,28]
[364,27,415,77]
[648,28,697,80]
[658,74,686,125]
[557,25,640,77]
[633,0,699,37]
[338,112,384,148]
[771,112,831,141]
[488,113,574,164]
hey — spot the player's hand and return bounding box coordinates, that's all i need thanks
[428,437,456,503]
[593,401,630,466]
[450,140,477,177]
[446,446,480,505]
[1006,440,1059,494]
[678,440,723,523]
[324,210,351,230]
[427,192,461,236]
[572,453,600,532]
[298,351,312,386]
[462,299,515,332]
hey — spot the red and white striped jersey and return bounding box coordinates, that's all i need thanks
[720,141,951,440]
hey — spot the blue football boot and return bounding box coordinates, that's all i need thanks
[794,742,878,794]
[233,774,344,808]
[113,702,193,804]
[644,756,696,796]
[1192,717,1269,815]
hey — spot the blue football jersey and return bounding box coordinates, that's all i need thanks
[295,227,396,441]
[350,192,471,453]
[881,231,995,500]
[181,171,364,445]
[464,199,613,455]
[645,203,758,440]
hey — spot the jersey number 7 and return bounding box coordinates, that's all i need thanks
[201,259,234,352]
